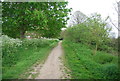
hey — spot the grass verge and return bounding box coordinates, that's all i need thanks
[2,39,58,79]
[62,40,119,79]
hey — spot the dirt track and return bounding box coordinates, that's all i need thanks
[35,41,64,79]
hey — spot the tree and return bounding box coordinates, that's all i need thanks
[2,2,71,39]
[2,2,48,39]
[108,1,120,32]
[86,13,111,54]
[63,13,112,54]
[68,11,87,27]
[42,2,71,38]
[118,1,120,35]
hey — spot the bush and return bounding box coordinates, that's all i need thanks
[63,24,91,44]
[22,39,49,47]
[102,64,120,79]
[2,35,57,67]
[93,52,117,64]
[1,35,22,66]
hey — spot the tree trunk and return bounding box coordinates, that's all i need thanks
[20,29,25,39]
[94,44,98,55]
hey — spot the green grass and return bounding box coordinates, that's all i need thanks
[2,39,58,79]
[62,40,119,79]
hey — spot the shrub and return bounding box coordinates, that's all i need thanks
[2,35,57,67]
[1,35,23,66]
[93,52,118,64]
[102,64,120,79]
[2,35,22,53]
[63,24,91,44]
[22,38,49,47]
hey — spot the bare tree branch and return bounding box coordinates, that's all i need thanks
[69,11,87,26]
[109,17,120,31]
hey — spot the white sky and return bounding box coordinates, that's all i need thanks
[67,0,119,38]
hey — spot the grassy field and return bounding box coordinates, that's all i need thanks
[2,36,58,79]
[62,40,119,79]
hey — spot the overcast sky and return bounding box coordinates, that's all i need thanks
[67,0,119,38]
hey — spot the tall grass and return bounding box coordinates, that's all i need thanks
[2,35,58,79]
[62,40,119,79]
